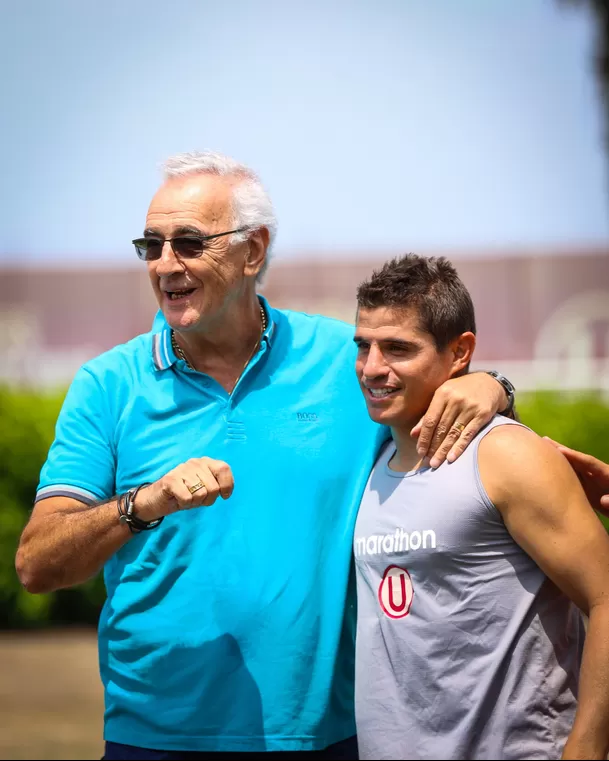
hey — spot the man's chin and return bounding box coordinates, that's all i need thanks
[365,401,422,430]
[365,404,400,426]
[161,306,201,333]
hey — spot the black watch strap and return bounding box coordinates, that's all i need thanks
[485,370,516,416]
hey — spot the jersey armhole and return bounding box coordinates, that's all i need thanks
[473,419,528,517]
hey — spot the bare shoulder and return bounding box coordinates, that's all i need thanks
[478,423,581,509]
[478,423,563,468]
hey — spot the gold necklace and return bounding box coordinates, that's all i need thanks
[171,304,267,380]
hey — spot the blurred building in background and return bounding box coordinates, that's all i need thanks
[2,247,608,393]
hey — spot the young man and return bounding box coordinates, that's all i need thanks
[352,254,609,760]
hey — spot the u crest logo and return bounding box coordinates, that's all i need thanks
[378,566,414,619]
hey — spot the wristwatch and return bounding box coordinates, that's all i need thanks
[486,370,516,417]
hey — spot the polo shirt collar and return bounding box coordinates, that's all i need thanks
[152,294,276,372]
[151,327,175,371]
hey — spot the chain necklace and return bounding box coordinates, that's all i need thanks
[171,304,267,387]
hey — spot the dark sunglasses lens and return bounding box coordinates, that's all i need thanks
[143,240,163,260]
[133,239,162,260]
[173,237,204,258]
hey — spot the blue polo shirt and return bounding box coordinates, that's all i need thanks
[36,297,387,752]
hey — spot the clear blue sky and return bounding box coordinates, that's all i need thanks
[1,0,607,265]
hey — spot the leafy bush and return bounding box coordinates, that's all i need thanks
[0,385,105,629]
[1,386,608,628]
[517,392,609,464]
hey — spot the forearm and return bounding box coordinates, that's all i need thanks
[16,499,132,594]
[564,601,609,759]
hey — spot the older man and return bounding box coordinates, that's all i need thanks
[15,152,512,760]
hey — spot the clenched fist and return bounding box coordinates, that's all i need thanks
[132,457,234,522]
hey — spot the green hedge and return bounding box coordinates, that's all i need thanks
[516,393,609,465]
[516,392,609,532]
[1,385,609,629]
[0,386,106,629]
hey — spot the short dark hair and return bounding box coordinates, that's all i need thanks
[356,254,476,350]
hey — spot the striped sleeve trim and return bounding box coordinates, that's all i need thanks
[35,485,102,505]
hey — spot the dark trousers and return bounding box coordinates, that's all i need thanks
[103,735,358,760]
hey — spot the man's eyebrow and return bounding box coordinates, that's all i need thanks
[382,339,416,349]
[352,336,417,349]
[143,225,206,238]
[173,225,207,237]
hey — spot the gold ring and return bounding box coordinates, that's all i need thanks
[453,421,466,433]
[188,481,205,495]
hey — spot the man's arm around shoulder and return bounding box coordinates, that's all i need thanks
[479,425,609,760]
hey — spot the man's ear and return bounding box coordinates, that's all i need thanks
[450,332,476,374]
[244,227,270,278]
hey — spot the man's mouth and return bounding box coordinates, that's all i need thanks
[165,288,197,301]
[365,386,400,399]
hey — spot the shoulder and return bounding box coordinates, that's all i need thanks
[271,306,355,346]
[479,422,560,468]
[478,422,579,506]
[81,332,153,378]
[68,332,155,405]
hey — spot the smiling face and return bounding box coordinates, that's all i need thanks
[145,173,255,332]
[355,306,474,430]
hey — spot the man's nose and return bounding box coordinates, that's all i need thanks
[362,344,387,380]
[154,241,184,275]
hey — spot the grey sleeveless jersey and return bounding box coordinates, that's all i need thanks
[354,416,585,760]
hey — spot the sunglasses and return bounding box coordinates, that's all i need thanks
[132,227,249,261]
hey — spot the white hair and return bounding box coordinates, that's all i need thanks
[161,151,277,280]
